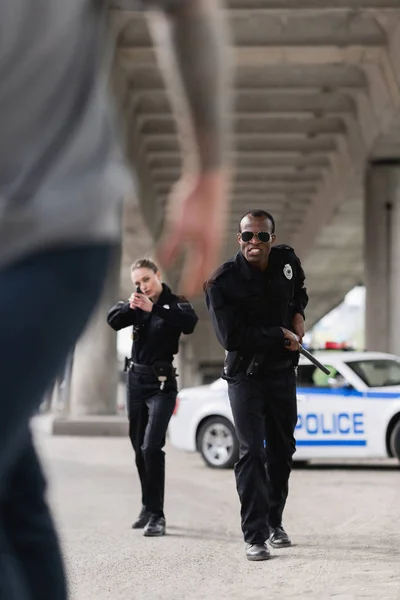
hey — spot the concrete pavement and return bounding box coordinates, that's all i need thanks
[33,427,400,600]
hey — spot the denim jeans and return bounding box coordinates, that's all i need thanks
[0,244,112,600]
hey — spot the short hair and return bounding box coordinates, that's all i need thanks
[238,209,275,234]
[130,258,159,274]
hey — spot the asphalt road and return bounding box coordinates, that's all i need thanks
[34,431,400,600]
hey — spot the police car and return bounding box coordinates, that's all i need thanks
[169,351,400,468]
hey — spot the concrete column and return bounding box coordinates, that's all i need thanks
[365,161,400,354]
[175,339,202,390]
[68,245,121,416]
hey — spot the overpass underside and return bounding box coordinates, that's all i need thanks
[47,2,400,421]
[110,0,400,331]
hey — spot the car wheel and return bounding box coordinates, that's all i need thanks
[197,417,239,469]
[389,419,400,460]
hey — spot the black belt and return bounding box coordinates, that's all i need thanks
[129,361,175,377]
[131,363,157,375]
[238,357,294,376]
[130,362,176,390]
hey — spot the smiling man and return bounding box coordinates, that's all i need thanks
[204,209,308,561]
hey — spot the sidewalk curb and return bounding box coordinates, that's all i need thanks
[31,414,129,437]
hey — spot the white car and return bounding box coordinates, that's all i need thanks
[169,351,400,468]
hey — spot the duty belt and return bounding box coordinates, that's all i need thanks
[244,356,294,376]
[125,359,176,390]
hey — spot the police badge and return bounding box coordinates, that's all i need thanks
[283,263,293,280]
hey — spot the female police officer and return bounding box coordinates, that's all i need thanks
[107,259,198,537]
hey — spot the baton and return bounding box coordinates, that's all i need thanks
[284,339,331,375]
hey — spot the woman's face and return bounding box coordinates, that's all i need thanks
[132,268,162,300]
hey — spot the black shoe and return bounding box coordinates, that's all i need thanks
[245,543,271,561]
[143,515,166,537]
[131,507,150,529]
[269,525,292,548]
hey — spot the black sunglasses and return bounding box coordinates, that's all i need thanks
[240,231,272,243]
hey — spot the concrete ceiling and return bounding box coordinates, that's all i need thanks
[110,0,400,328]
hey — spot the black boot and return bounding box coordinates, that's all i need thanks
[131,506,150,529]
[245,543,271,561]
[269,525,292,548]
[143,515,166,537]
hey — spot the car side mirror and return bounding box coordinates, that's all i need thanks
[328,375,352,389]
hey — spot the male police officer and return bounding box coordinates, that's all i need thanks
[204,209,308,562]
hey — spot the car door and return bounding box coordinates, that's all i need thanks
[295,363,368,459]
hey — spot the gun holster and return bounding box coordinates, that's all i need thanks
[223,352,244,378]
[245,354,264,377]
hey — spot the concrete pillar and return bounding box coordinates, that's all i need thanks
[365,161,400,354]
[68,245,121,416]
[175,339,202,390]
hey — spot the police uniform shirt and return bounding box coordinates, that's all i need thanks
[107,283,198,364]
[205,245,309,364]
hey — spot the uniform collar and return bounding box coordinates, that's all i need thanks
[155,283,172,305]
[234,251,266,280]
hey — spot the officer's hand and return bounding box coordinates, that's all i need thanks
[292,313,305,342]
[281,328,300,351]
[129,293,136,310]
[155,170,229,298]
[131,293,153,313]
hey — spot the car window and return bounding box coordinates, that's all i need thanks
[346,359,400,387]
[297,364,339,388]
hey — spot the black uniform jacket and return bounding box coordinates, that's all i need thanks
[204,245,308,372]
[107,284,198,365]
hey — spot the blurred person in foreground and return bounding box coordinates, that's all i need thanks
[107,259,198,537]
[204,210,308,562]
[0,1,231,598]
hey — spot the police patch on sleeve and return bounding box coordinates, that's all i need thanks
[178,302,193,310]
[177,295,193,310]
[283,264,293,280]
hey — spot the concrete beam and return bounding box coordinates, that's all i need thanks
[146,152,331,170]
[152,168,324,183]
[230,13,385,47]
[117,46,384,69]
[138,115,347,136]
[384,15,400,89]
[110,0,400,8]
[154,184,315,197]
[166,181,317,195]
[290,140,364,258]
[226,1,400,8]
[112,12,386,48]
[124,64,367,91]
[152,164,324,178]
[229,195,312,205]
[142,133,338,154]
[132,89,356,115]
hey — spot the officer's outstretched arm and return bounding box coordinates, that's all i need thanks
[107,302,137,331]
[143,0,231,298]
[145,0,229,175]
[205,283,284,353]
[152,298,198,335]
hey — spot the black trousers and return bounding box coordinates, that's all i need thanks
[228,367,297,544]
[1,430,67,600]
[127,371,177,517]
